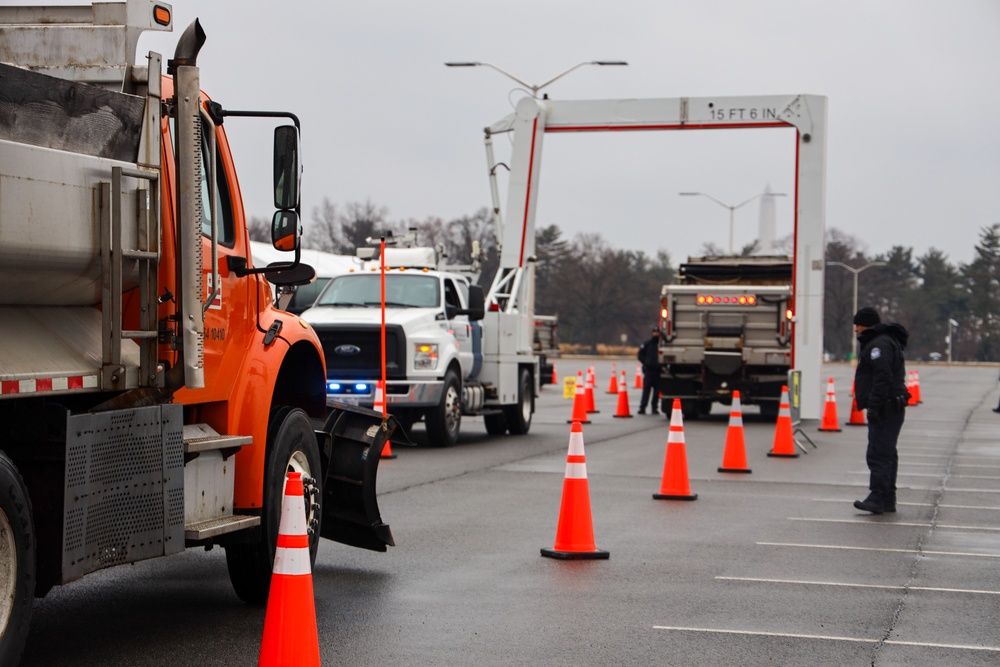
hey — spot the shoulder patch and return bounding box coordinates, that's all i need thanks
[870,347,881,360]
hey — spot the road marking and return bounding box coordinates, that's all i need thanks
[715,576,1000,596]
[811,498,1000,511]
[651,626,1000,652]
[849,470,1000,479]
[757,542,1000,558]
[789,517,1000,532]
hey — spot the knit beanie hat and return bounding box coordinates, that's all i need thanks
[853,307,881,327]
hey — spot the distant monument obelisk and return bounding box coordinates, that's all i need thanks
[757,184,777,254]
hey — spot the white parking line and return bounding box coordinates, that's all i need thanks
[757,542,1000,558]
[715,575,1000,596]
[811,498,1000,510]
[789,517,1000,532]
[651,626,1000,652]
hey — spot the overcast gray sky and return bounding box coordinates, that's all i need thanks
[131,0,998,266]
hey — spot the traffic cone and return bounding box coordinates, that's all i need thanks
[768,385,799,458]
[612,371,633,418]
[585,366,599,414]
[847,381,866,426]
[541,420,609,560]
[551,362,558,386]
[257,471,321,667]
[718,391,751,473]
[914,369,922,404]
[567,370,591,424]
[907,370,922,406]
[818,377,841,432]
[653,399,698,500]
[374,381,396,459]
[634,364,643,389]
[607,362,619,394]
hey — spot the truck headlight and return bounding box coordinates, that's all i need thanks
[414,343,439,370]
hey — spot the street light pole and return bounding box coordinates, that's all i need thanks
[678,191,786,254]
[827,261,887,362]
[947,318,959,363]
[444,60,628,97]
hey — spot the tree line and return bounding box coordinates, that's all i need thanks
[251,198,1000,362]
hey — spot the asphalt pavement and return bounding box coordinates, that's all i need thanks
[18,361,1000,666]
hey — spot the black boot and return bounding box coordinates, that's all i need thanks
[853,495,884,514]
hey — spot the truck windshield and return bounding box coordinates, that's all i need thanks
[316,274,440,308]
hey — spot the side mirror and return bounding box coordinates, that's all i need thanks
[458,284,485,321]
[273,125,299,210]
[272,210,299,251]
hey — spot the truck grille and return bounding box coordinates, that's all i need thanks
[313,324,406,379]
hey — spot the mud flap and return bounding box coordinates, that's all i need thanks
[319,402,396,552]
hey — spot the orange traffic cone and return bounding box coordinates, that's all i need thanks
[847,381,866,426]
[634,363,643,389]
[258,471,321,667]
[551,362,558,386]
[653,399,698,500]
[907,370,922,406]
[607,363,619,394]
[818,377,841,432]
[768,385,799,458]
[718,391,751,473]
[585,366,599,414]
[613,371,633,418]
[541,420,609,560]
[374,381,396,459]
[914,369,922,404]
[567,371,591,424]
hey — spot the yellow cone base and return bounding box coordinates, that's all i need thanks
[541,547,610,560]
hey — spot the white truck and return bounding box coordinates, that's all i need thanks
[301,232,538,446]
[657,256,793,419]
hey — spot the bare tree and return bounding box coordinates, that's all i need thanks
[247,216,271,243]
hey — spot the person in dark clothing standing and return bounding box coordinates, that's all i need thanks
[637,327,662,415]
[852,307,910,514]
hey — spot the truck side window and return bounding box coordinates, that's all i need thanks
[168,116,235,247]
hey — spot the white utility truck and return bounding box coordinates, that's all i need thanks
[301,231,538,446]
[657,256,793,419]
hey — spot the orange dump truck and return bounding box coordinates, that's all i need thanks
[0,2,394,663]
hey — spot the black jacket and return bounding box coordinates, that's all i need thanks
[637,335,660,370]
[854,322,910,415]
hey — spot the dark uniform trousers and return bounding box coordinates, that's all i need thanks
[866,408,905,506]
[639,367,661,413]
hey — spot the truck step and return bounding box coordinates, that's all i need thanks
[184,514,260,542]
[183,423,252,455]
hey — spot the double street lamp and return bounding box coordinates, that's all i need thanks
[444,60,628,97]
[678,190,787,255]
[827,261,886,362]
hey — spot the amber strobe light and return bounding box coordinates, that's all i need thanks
[695,294,757,305]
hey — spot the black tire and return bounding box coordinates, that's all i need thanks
[225,407,322,604]
[681,399,699,420]
[504,368,533,435]
[759,401,780,420]
[0,452,35,667]
[425,369,461,446]
[484,413,507,436]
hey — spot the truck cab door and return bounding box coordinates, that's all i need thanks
[444,278,473,379]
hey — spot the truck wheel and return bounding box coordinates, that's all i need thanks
[426,370,461,446]
[225,407,321,604]
[484,413,508,436]
[0,452,34,667]
[681,399,699,420]
[504,368,533,435]
[759,401,779,419]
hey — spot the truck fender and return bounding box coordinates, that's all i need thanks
[318,403,396,551]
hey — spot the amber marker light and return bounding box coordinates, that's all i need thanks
[153,5,171,25]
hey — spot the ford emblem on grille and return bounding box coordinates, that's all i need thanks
[334,344,362,356]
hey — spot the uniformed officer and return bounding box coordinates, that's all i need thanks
[852,307,910,514]
[637,326,662,415]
